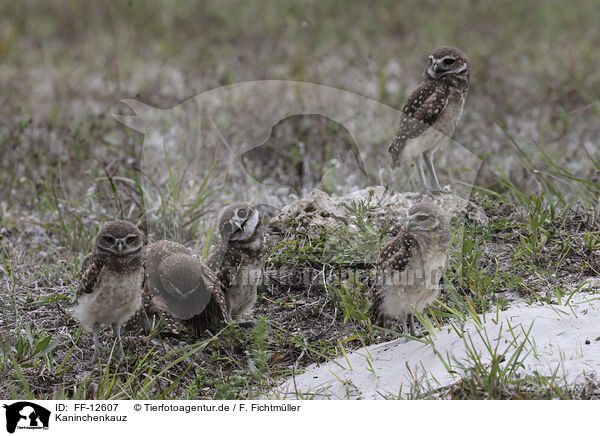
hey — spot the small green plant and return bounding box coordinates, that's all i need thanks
[583,231,600,253]
[324,189,388,265]
[11,324,61,369]
[451,235,497,312]
[0,235,14,283]
[517,195,553,262]
[342,190,377,231]
[332,275,372,327]
[248,318,270,382]
[443,321,534,399]
[442,220,501,318]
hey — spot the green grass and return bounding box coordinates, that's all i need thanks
[2,180,599,399]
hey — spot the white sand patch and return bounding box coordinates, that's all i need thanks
[272,290,600,399]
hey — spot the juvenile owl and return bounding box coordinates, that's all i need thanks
[73,220,144,363]
[142,240,228,337]
[206,202,266,321]
[372,202,450,335]
[389,46,470,195]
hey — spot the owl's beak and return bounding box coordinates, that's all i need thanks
[406,214,428,232]
[230,217,245,232]
[428,59,467,80]
[406,215,439,232]
[116,239,125,253]
[225,217,246,242]
[428,60,444,79]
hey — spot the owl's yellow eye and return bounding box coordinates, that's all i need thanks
[237,208,247,218]
[103,235,115,244]
[126,235,137,244]
[443,58,456,65]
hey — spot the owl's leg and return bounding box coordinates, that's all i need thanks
[400,315,408,334]
[375,311,394,330]
[423,150,450,195]
[111,323,124,360]
[414,156,432,196]
[408,313,416,337]
[230,309,258,328]
[229,288,258,325]
[375,310,385,328]
[90,324,101,364]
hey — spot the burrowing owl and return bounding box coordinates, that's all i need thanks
[73,220,144,363]
[372,202,450,334]
[206,202,266,321]
[389,46,470,195]
[142,240,228,337]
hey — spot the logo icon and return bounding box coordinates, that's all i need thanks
[3,402,50,433]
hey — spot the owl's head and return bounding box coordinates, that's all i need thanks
[218,203,263,245]
[405,202,448,234]
[425,46,470,88]
[95,220,143,256]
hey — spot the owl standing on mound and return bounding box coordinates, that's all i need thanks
[389,46,470,195]
[371,202,450,335]
[73,220,144,363]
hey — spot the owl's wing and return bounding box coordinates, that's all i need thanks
[140,279,183,336]
[377,231,418,271]
[141,254,228,337]
[182,265,229,336]
[141,243,170,328]
[370,232,419,322]
[205,244,225,273]
[173,244,243,336]
[388,81,450,167]
[206,245,243,291]
[77,253,104,297]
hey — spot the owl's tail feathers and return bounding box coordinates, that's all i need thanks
[388,131,408,169]
[389,143,402,169]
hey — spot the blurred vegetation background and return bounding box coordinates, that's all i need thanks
[1,0,599,220]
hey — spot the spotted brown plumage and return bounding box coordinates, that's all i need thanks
[389,81,450,163]
[371,202,450,334]
[378,232,418,272]
[206,203,266,321]
[389,46,470,195]
[141,240,227,337]
[73,220,144,363]
[77,253,105,297]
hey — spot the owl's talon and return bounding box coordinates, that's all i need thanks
[235,319,258,328]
